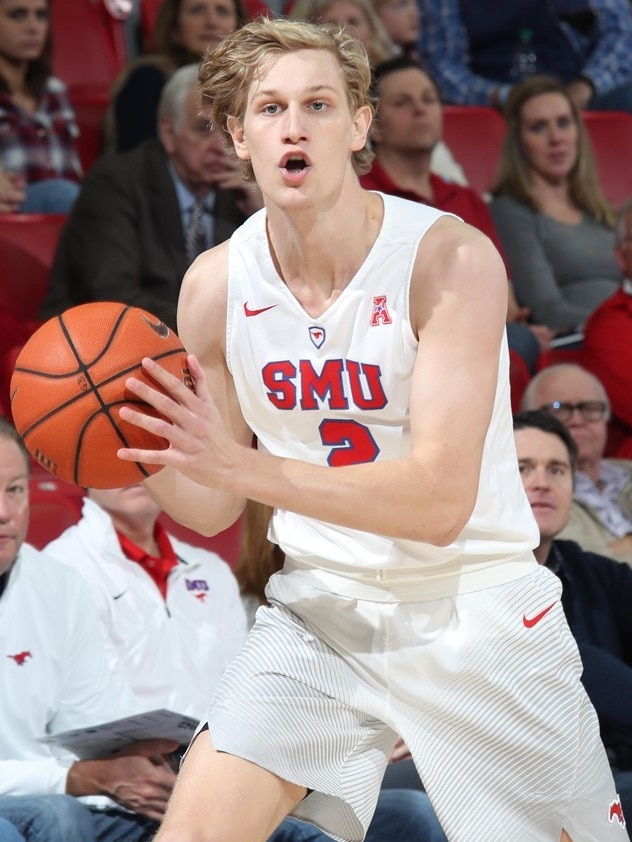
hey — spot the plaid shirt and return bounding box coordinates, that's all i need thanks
[0,77,82,184]
[574,460,632,538]
[418,0,632,105]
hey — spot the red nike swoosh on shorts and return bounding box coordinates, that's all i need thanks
[522,602,556,628]
[243,302,277,317]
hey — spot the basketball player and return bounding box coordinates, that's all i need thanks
[117,18,626,842]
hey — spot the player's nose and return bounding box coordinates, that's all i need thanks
[282,103,308,143]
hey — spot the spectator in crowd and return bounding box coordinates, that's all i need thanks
[361,57,553,374]
[489,76,621,335]
[44,483,247,722]
[236,499,449,842]
[418,0,632,114]
[0,416,179,841]
[108,0,247,153]
[513,409,632,825]
[370,0,420,60]
[581,196,632,441]
[289,0,395,65]
[521,363,632,565]
[0,0,81,213]
[40,65,261,331]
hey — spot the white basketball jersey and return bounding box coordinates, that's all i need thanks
[227,193,539,598]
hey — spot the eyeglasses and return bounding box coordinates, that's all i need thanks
[539,400,608,423]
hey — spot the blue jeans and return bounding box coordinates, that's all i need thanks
[506,322,542,374]
[20,179,79,214]
[0,795,157,842]
[268,788,447,842]
[0,818,24,842]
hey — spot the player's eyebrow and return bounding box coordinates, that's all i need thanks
[252,84,339,100]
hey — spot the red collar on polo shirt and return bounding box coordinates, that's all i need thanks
[116,522,178,599]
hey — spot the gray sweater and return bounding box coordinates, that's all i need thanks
[490,194,621,331]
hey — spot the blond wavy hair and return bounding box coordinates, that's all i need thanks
[492,75,615,228]
[198,16,375,180]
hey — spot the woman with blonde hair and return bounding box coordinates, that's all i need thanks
[490,75,621,335]
[289,0,395,66]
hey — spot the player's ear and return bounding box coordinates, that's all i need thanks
[351,105,373,153]
[227,115,250,161]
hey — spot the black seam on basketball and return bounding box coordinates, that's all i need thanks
[73,400,157,484]
[16,347,186,440]
[89,347,187,392]
[58,306,131,369]
[31,307,135,446]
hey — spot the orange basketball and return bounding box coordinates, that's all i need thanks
[10,302,192,489]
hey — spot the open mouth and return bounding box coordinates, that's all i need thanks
[281,153,310,173]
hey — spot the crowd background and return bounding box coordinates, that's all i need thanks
[1,2,632,839]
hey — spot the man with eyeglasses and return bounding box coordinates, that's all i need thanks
[522,362,632,565]
[513,409,631,831]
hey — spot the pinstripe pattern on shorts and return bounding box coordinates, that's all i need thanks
[205,565,625,842]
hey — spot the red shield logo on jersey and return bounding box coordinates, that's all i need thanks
[309,326,326,348]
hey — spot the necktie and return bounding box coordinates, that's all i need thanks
[186,198,207,263]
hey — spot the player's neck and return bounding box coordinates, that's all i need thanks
[265,187,383,318]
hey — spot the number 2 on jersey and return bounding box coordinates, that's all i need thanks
[319,419,380,466]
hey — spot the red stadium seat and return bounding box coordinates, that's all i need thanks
[27,472,85,549]
[0,214,66,419]
[582,111,632,209]
[140,0,164,46]
[442,105,507,196]
[0,214,66,323]
[51,0,128,93]
[71,87,110,173]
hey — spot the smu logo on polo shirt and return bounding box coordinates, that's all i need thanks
[185,579,210,603]
[7,651,32,666]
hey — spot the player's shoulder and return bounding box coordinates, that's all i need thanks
[413,214,507,297]
[180,241,229,312]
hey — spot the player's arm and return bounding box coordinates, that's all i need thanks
[119,217,506,544]
[139,242,254,534]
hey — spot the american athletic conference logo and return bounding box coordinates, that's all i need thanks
[370,295,392,326]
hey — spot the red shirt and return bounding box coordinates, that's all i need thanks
[360,161,508,268]
[117,522,178,599]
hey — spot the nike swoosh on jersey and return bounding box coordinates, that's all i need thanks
[112,590,129,600]
[243,302,277,317]
[522,601,556,628]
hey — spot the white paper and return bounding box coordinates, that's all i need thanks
[38,708,198,758]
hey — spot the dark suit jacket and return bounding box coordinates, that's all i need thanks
[41,140,249,331]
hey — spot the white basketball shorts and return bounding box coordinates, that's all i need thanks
[204,563,627,842]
